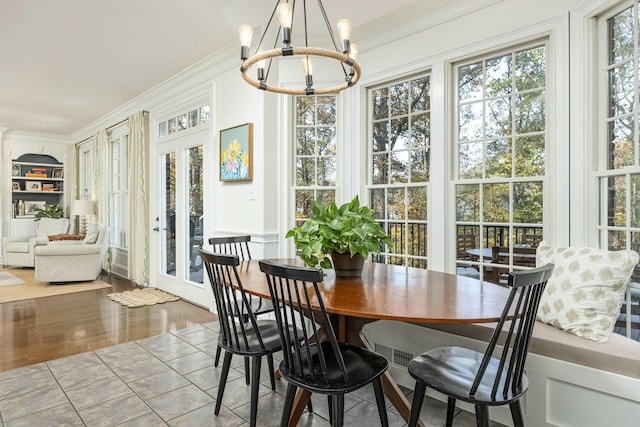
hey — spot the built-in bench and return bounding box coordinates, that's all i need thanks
[363,320,640,427]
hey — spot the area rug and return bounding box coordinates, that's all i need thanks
[107,288,180,307]
[0,271,25,287]
[0,268,112,303]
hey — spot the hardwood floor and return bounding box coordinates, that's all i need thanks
[0,271,216,373]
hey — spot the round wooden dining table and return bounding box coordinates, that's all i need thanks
[234,258,511,427]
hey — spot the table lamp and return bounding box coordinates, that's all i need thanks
[72,199,95,234]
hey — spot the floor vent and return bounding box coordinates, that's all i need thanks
[393,348,414,367]
[375,343,393,361]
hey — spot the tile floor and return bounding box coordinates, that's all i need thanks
[0,321,506,426]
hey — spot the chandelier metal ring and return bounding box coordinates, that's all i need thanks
[240,47,361,95]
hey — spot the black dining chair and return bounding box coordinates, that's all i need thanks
[201,250,283,427]
[259,259,390,427]
[406,263,554,427]
[208,236,275,371]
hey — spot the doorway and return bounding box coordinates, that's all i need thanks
[151,130,209,305]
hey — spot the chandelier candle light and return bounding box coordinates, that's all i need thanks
[239,0,361,95]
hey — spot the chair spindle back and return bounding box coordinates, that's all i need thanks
[208,235,252,260]
[201,250,265,353]
[259,260,350,386]
[470,263,554,400]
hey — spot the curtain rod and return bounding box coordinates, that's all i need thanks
[75,110,149,145]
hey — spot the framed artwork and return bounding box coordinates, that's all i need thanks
[220,122,253,182]
[12,164,20,176]
[52,167,63,178]
[26,181,42,191]
[24,201,46,215]
[12,182,20,191]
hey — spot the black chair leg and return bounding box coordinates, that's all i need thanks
[446,397,456,427]
[244,356,250,385]
[214,345,221,367]
[266,353,276,390]
[327,395,332,422]
[407,382,426,427]
[509,401,525,427]
[306,399,313,414]
[281,384,297,427]
[330,395,345,427]
[215,351,233,415]
[372,377,388,427]
[249,356,262,427]
[475,404,489,427]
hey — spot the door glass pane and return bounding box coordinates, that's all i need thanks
[187,146,204,283]
[163,152,176,276]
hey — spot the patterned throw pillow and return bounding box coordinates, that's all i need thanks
[83,224,100,245]
[536,241,639,342]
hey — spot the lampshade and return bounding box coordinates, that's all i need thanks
[72,200,95,216]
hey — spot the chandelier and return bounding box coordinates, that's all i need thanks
[239,0,361,95]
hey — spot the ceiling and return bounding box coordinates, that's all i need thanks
[0,0,456,136]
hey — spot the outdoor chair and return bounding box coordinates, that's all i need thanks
[259,259,389,427]
[208,235,275,372]
[201,251,284,427]
[406,263,554,427]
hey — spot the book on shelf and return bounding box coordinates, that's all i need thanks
[25,172,47,178]
[31,167,47,172]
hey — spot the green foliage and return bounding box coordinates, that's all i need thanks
[34,204,64,220]
[285,196,392,268]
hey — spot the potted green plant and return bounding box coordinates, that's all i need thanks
[34,204,64,220]
[285,195,392,277]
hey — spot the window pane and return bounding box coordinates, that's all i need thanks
[485,97,511,138]
[459,102,483,141]
[411,77,430,112]
[459,62,483,101]
[407,187,427,221]
[515,135,545,177]
[608,7,634,65]
[485,138,512,178]
[483,183,510,223]
[515,46,546,91]
[296,96,315,125]
[513,181,543,224]
[296,158,315,186]
[390,82,409,116]
[485,54,512,98]
[459,142,483,179]
[372,87,389,120]
[515,91,545,133]
[606,175,626,227]
[456,184,480,222]
[608,61,635,117]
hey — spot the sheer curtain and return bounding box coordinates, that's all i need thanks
[66,143,77,222]
[128,111,149,285]
[92,129,109,269]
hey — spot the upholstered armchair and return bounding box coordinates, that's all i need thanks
[2,218,70,267]
[34,225,109,283]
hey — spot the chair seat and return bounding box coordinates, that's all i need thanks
[217,319,285,355]
[408,346,528,406]
[6,242,29,253]
[280,342,388,394]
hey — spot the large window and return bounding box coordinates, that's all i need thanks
[368,74,430,268]
[108,132,128,248]
[599,3,640,337]
[292,95,337,226]
[454,43,547,283]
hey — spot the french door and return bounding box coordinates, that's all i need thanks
[151,130,209,305]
